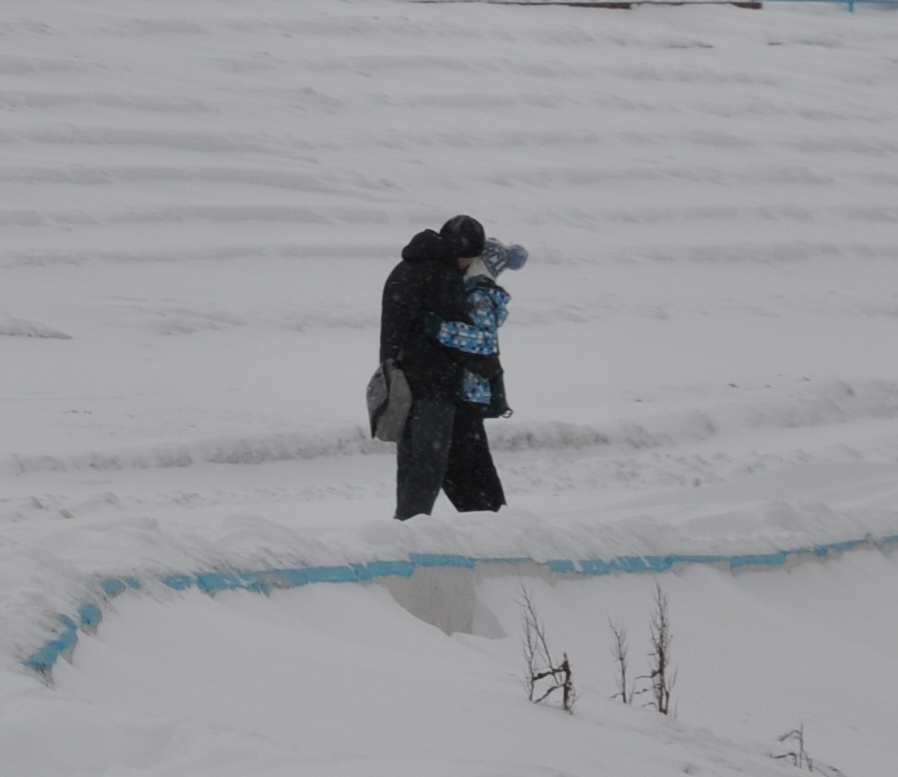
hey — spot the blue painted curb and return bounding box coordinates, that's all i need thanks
[22,533,898,678]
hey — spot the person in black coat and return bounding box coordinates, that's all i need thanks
[380,216,502,520]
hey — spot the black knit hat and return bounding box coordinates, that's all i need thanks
[439,215,486,259]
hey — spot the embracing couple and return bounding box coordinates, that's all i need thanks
[379,215,528,521]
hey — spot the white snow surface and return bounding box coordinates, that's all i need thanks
[3,0,898,775]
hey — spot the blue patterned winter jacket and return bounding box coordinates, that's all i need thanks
[435,275,510,405]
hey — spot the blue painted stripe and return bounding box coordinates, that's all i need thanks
[478,557,534,566]
[579,558,617,575]
[161,574,193,591]
[304,565,359,584]
[729,551,789,569]
[352,560,416,580]
[410,553,475,568]
[669,554,728,566]
[195,572,244,593]
[546,559,577,574]
[22,534,898,678]
[23,614,80,675]
[101,577,142,597]
[78,602,103,630]
[820,538,869,554]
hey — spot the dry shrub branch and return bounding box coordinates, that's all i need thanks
[609,618,633,705]
[520,585,575,713]
[635,581,676,715]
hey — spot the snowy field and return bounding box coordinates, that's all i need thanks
[3,0,898,775]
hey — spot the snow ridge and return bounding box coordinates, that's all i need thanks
[21,532,898,680]
[0,312,71,339]
[7,378,898,474]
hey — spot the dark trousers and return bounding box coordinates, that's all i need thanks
[395,398,456,521]
[443,403,506,513]
[394,399,505,520]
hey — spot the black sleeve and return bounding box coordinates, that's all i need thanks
[428,268,473,325]
[380,265,415,362]
[457,351,502,379]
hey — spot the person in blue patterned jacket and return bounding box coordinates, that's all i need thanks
[424,236,529,513]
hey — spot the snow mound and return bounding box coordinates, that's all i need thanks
[0,313,71,339]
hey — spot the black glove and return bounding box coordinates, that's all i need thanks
[424,312,443,337]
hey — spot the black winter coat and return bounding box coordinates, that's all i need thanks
[380,230,497,402]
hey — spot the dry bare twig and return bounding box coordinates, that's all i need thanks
[609,618,633,705]
[520,585,575,713]
[636,581,677,715]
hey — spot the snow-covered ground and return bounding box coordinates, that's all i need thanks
[3,0,898,775]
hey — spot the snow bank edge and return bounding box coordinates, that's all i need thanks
[23,533,898,680]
